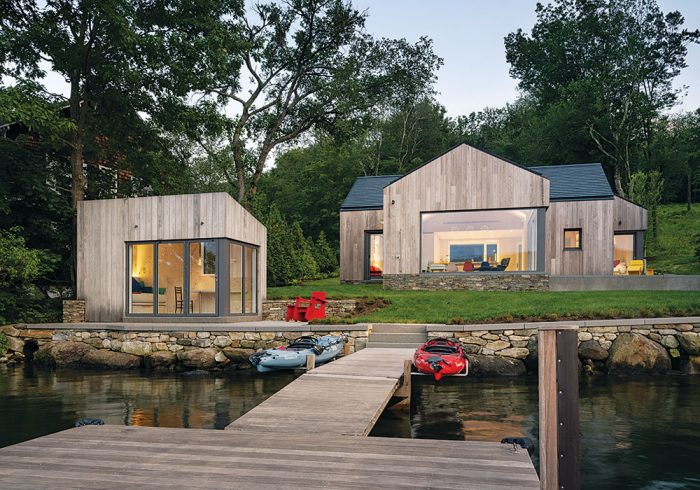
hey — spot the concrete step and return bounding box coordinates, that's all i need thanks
[368,332,427,343]
[365,342,421,349]
[370,324,427,334]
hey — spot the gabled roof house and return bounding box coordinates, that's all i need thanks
[340,143,647,290]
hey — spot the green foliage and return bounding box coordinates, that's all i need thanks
[0,227,60,324]
[264,205,296,287]
[0,333,8,356]
[291,222,319,281]
[504,0,700,194]
[646,204,700,275]
[628,170,664,239]
[312,232,338,275]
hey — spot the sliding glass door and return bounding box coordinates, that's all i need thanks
[127,239,258,317]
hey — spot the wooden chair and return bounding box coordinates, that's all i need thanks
[174,286,194,314]
[285,291,327,322]
[627,260,645,275]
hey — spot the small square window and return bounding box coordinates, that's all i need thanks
[564,229,582,250]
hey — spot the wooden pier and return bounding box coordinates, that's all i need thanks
[0,347,541,488]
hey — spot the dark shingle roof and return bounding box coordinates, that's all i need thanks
[530,163,613,201]
[340,175,402,211]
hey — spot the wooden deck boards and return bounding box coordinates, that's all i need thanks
[0,425,539,489]
[226,348,415,436]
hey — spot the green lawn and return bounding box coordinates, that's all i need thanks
[268,277,700,324]
[647,203,700,275]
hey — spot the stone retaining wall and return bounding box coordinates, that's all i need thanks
[428,317,700,375]
[383,273,550,291]
[262,299,357,321]
[0,325,369,371]
[62,300,86,323]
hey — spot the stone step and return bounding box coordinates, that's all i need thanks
[365,342,421,349]
[368,333,427,343]
[370,324,427,334]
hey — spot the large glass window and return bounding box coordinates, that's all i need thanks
[367,233,383,279]
[129,243,155,314]
[189,241,217,314]
[128,239,257,316]
[421,209,540,272]
[229,243,243,314]
[244,247,257,313]
[614,234,635,274]
[157,242,185,314]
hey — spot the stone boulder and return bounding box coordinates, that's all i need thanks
[34,341,93,366]
[81,349,141,369]
[222,347,255,364]
[177,348,218,369]
[578,340,609,361]
[6,335,25,353]
[606,333,671,375]
[523,335,538,372]
[465,354,526,377]
[677,333,700,355]
[495,347,529,359]
[144,351,177,369]
[1,325,20,337]
[680,356,700,375]
[121,341,152,356]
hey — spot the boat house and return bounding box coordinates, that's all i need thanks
[77,192,266,321]
[339,143,647,290]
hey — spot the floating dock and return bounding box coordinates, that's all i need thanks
[0,348,539,488]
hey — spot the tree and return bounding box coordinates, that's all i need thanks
[1,0,243,287]
[505,0,700,195]
[196,0,442,203]
[628,170,664,239]
[312,231,337,275]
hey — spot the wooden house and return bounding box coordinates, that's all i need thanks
[77,192,266,321]
[340,143,646,289]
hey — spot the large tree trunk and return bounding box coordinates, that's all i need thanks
[614,164,625,196]
[69,81,87,296]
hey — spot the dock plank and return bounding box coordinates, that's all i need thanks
[0,426,539,489]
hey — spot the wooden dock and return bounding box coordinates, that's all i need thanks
[0,347,540,488]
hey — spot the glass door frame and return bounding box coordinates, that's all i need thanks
[364,230,384,281]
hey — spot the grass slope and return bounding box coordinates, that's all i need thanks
[268,277,700,324]
[647,204,700,275]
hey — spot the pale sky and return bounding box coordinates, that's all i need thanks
[25,0,700,117]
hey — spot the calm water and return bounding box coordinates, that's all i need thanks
[1,366,699,489]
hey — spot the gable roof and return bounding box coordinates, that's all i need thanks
[530,163,613,201]
[340,175,402,211]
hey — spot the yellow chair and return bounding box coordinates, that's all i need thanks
[628,260,645,275]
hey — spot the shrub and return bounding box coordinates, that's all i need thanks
[0,333,8,356]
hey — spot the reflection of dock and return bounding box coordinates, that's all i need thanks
[0,348,540,488]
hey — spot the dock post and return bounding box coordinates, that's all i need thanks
[539,325,580,490]
[306,354,315,371]
[388,359,412,410]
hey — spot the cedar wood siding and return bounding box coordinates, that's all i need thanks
[339,209,384,282]
[546,199,613,275]
[76,192,267,322]
[613,196,647,231]
[382,144,550,275]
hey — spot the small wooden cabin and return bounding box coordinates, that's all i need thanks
[77,192,266,321]
[340,143,646,289]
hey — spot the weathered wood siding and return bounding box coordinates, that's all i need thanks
[339,209,383,282]
[613,196,647,231]
[77,193,266,322]
[546,200,613,275]
[382,144,549,275]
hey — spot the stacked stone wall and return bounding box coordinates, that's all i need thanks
[383,274,550,291]
[262,299,357,321]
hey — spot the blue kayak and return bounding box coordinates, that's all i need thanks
[249,335,346,373]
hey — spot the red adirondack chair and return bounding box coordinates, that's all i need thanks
[285,291,327,322]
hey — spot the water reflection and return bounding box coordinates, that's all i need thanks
[0,365,297,448]
[372,375,700,490]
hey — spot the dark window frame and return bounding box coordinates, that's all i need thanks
[364,230,384,281]
[563,228,583,251]
[125,237,259,318]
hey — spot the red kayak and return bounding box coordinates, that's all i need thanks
[413,338,467,381]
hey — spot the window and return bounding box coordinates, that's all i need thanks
[563,229,582,250]
[127,239,258,316]
[613,234,635,272]
[367,232,383,279]
[421,209,540,272]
